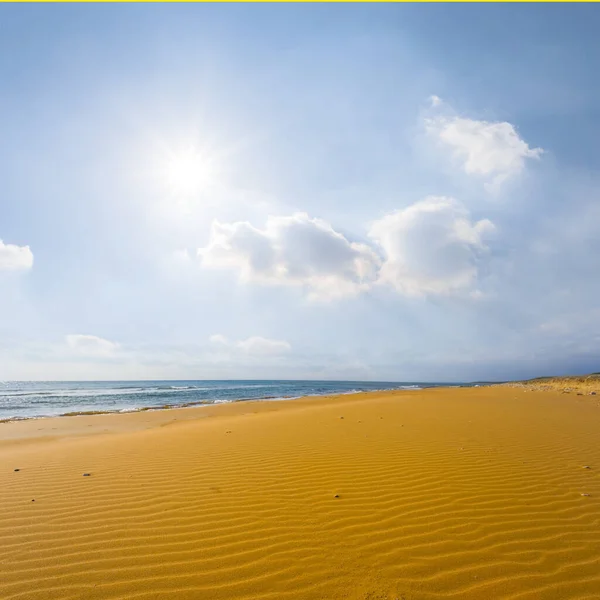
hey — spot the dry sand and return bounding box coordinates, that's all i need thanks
[2,386,600,600]
[499,374,600,396]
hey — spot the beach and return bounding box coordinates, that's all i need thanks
[2,386,600,600]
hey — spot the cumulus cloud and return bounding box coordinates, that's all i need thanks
[198,212,381,300]
[198,201,496,299]
[209,334,291,356]
[425,100,543,189]
[0,239,33,271]
[65,334,120,357]
[368,196,495,296]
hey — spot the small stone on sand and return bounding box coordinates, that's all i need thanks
[334,494,340,498]
[14,468,20,472]
[582,466,591,469]
[581,493,591,497]
[83,473,91,477]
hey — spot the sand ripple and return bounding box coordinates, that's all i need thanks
[1,387,600,599]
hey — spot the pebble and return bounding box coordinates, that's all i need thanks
[583,466,592,469]
[14,468,20,472]
[334,494,340,498]
[83,473,91,477]
[581,493,591,497]
[31,499,35,502]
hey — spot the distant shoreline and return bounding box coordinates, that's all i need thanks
[0,382,458,424]
[2,374,599,423]
[0,380,461,423]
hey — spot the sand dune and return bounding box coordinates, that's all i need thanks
[2,387,600,600]
[501,375,600,396]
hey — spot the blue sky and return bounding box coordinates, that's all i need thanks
[1,4,600,382]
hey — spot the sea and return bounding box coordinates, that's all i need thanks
[0,380,462,421]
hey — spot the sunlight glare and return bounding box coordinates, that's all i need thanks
[166,148,214,195]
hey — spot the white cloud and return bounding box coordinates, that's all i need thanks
[236,336,292,355]
[65,334,119,357]
[209,334,291,356]
[208,334,229,346]
[198,202,496,300]
[198,212,381,300]
[368,196,495,296]
[425,103,543,189]
[0,239,34,271]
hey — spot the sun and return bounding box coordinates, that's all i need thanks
[165,148,214,195]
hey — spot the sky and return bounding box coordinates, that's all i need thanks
[1,4,600,382]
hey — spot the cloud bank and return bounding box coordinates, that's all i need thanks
[198,197,495,299]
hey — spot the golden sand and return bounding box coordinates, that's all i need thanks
[2,386,600,600]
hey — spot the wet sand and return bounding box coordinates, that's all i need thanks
[2,386,600,600]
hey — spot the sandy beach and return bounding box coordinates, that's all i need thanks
[2,386,600,600]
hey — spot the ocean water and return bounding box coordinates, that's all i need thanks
[0,380,455,421]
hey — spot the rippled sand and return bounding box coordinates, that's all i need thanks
[2,386,600,600]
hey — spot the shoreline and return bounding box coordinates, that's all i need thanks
[0,388,423,443]
[2,374,598,426]
[0,383,439,424]
[2,381,599,446]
